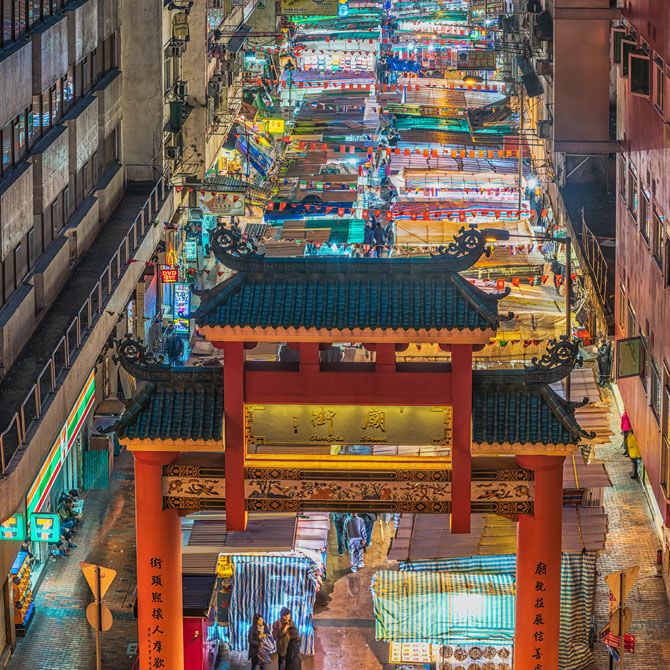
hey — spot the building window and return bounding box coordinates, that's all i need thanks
[652,358,662,419]
[640,189,649,240]
[627,300,637,339]
[618,281,626,331]
[0,109,32,176]
[653,209,664,266]
[663,386,670,494]
[654,56,665,113]
[628,166,638,219]
[619,154,626,199]
[640,332,649,394]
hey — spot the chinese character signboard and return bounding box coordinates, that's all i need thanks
[244,404,453,447]
[198,190,245,216]
[266,119,285,134]
[30,514,60,542]
[161,268,178,283]
[146,556,166,668]
[173,283,190,335]
[0,514,25,541]
[456,49,496,70]
[279,0,338,15]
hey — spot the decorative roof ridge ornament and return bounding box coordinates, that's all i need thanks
[430,225,492,271]
[211,224,493,274]
[210,226,266,272]
[526,336,583,384]
[539,386,596,441]
[113,335,222,383]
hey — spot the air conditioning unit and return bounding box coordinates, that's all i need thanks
[174,80,189,99]
[537,120,552,139]
[536,60,552,76]
[165,145,181,160]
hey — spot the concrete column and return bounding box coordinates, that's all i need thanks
[514,455,565,670]
[134,451,184,670]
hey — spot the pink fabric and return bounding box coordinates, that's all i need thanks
[621,412,631,432]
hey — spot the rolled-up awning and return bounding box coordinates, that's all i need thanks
[226,23,251,54]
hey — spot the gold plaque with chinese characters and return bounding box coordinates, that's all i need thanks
[244,404,453,447]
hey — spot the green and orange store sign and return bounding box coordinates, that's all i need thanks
[26,371,95,517]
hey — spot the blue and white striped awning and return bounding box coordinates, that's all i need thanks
[391,552,597,670]
[222,554,324,654]
[371,569,516,645]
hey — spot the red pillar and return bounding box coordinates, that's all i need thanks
[134,451,184,670]
[450,343,472,533]
[375,343,396,373]
[299,342,320,373]
[223,341,247,531]
[514,455,565,670]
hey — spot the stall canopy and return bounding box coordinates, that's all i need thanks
[228,554,323,654]
[392,553,598,670]
[371,569,516,646]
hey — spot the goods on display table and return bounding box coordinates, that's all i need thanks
[11,551,34,636]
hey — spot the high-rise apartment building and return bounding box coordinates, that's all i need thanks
[0,0,268,658]
[614,0,670,594]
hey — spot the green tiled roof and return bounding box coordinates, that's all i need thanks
[114,382,224,442]
[472,371,583,446]
[196,269,502,332]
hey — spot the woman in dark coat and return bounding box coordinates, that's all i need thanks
[248,613,270,670]
[284,626,302,670]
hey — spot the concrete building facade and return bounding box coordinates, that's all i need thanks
[614,0,670,595]
[0,0,270,660]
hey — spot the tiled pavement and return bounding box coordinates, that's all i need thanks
[591,388,670,668]
[8,452,139,670]
[9,390,670,669]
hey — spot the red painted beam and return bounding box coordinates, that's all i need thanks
[243,369,453,405]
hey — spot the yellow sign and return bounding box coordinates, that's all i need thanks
[80,562,117,599]
[279,0,338,15]
[266,119,285,134]
[245,404,453,447]
[605,566,639,604]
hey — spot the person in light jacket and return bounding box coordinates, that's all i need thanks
[627,432,641,480]
[344,513,367,573]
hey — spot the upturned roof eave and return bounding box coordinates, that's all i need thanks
[196,324,498,343]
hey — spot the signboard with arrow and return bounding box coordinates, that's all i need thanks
[601,566,639,668]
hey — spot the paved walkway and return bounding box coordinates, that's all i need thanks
[591,387,670,668]
[8,452,139,670]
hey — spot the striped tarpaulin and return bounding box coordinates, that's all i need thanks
[397,553,597,670]
[371,569,515,645]
[223,554,324,654]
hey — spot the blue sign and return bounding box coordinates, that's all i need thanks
[174,283,191,335]
[337,0,349,15]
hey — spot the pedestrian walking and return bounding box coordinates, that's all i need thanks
[272,607,293,670]
[628,432,641,480]
[284,627,302,670]
[166,329,184,366]
[384,221,395,256]
[332,513,347,556]
[621,410,631,456]
[344,513,367,573]
[373,221,387,257]
[248,614,272,670]
[363,222,375,255]
[359,512,377,547]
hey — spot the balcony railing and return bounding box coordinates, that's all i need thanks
[0,174,171,474]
